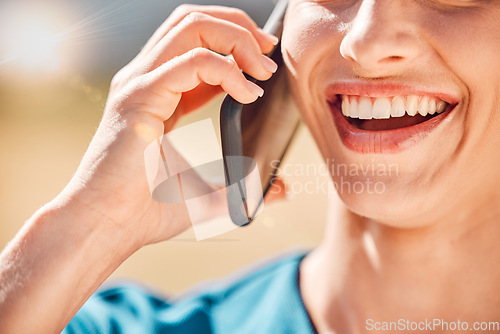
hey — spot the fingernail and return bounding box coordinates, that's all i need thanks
[258,28,279,46]
[246,81,264,97]
[261,55,278,73]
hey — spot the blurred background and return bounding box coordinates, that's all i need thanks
[0,0,328,294]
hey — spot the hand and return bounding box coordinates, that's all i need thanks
[0,7,283,333]
[59,5,279,247]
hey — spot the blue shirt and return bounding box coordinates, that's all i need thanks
[63,250,316,333]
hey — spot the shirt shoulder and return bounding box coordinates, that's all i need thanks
[63,249,315,334]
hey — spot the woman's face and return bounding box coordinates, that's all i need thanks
[282,0,500,227]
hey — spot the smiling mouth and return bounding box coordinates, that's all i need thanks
[327,90,459,154]
[332,94,453,131]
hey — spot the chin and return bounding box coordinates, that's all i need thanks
[333,176,438,229]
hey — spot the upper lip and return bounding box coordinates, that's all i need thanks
[325,80,461,106]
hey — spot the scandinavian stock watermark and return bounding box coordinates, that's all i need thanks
[144,118,401,239]
[144,119,264,240]
[269,158,399,196]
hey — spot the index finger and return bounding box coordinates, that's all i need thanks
[138,5,278,58]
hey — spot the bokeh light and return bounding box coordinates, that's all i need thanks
[0,2,74,74]
[5,17,61,71]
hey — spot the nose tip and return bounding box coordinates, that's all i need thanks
[340,33,410,70]
[339,8,421,75]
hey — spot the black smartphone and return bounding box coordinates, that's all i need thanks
[220,0,300,227]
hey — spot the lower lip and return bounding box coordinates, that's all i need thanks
[329,101,455,154]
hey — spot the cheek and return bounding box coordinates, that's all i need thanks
[282,4,345,138]
[427,15,500,87]
[421,8,500,105]
[424,11,500,158]
[281,5,353,177]
[282,4,342,85]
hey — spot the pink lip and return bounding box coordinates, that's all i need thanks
[326,82,460,154]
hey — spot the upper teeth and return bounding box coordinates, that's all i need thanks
[341,95,447,119]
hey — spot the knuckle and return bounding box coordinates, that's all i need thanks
[225,57,237,71]
[111,69,127,90]
[111,72,121,87]
[240,27,253,41]
[218,57,237,82]
[183,11,207,27]
[227,7,251,22]
[232,28,254,49]
[171,4,200,20]
[189,47,212,63]
[125,75,156,101]
[173,4,193,15]
[112,65,144,88]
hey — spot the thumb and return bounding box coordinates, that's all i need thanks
[264,177,287,203]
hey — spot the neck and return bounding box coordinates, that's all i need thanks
[301,192,500,334]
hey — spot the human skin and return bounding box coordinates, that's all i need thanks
[0,6,280,333]
[2,1,500,333]
[281,0,500,332]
